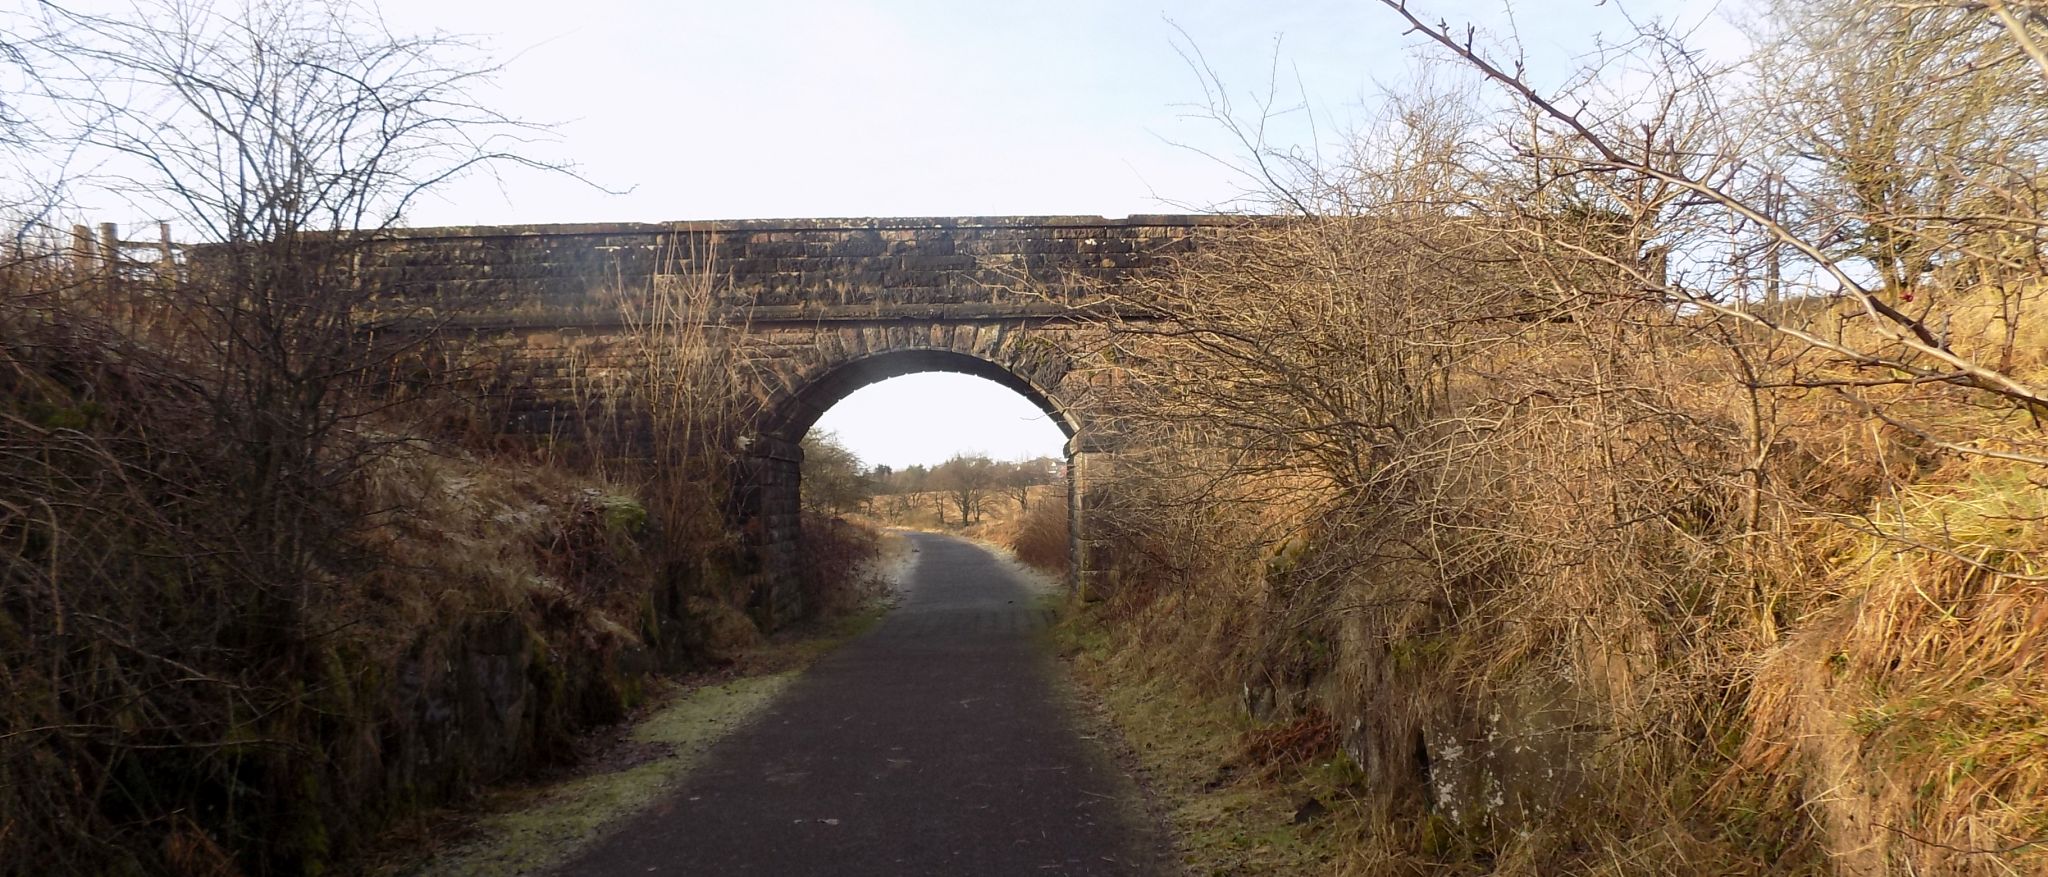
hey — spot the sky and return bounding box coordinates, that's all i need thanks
[812,373,1069,469]
[36,0,1750,470]
[370,0,1746,227]
[375,0,1746,470]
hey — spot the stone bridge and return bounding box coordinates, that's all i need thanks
[363,216,1232,621]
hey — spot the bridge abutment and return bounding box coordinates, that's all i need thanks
[740,436,806,626]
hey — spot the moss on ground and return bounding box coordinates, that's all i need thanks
[381,590,898,877]
[406,673,795,877]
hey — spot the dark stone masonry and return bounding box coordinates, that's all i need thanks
[363,215,1218,323]
[366,216,1235,623]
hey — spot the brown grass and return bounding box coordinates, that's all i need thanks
[797,512,891,618]
[1073,200,2048,874]
[0,225,785,876]
[1009,492,1071,578]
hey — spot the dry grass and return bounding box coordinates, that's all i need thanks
[1008,493,1071,578]
[346,442,658,665]
[1073,194,2048,876]
[1055,611,1362,877]
[1739,463,2048,875]
[871,484,1059,545]
[0,224,792,875]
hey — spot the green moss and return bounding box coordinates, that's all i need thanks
[597,496,648,535]
[1265,533,1312,576]
[1306,749,1367,791]
[524,640,574,752]
[612,667,646,711]
[24,400,103,430]
[1420,812,1458,857]
[289,769,334,877]
[317,646,356,714]
[638,590,664,645]
[407,673,796,877]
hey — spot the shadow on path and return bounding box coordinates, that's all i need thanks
[549,532,1173,876]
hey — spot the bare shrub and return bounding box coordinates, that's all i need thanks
[1008,489,1070,577]
[562,237,754,550]
[1076,3,2048,870]
[0,1,596,872]
[795,512,887,619]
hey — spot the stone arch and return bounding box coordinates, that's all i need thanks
[737,329,1097,623]
[351,215,1215,632]
[759,348,1080,451]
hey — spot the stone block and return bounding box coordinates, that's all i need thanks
[359,215,1232,630]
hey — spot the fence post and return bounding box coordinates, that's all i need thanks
[158,221,175,278]
[98,223,119,277]
[70,224,95,278]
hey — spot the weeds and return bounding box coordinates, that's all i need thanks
[1069,3,2048,872]
[0,5,769,873]
[1009,492,1071,578]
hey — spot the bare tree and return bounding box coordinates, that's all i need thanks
[1066,3,2048,870]
[1378,0,2048,455]
[0,2,568,872]
[1001,457,1055,513]
[800,429,872,516]
[12,0,570,581]
[933,453,998,525]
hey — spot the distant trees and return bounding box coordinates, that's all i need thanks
[934,453,997,524]
[1002,456,1058,512]
[800,430,873,516]
[873,462,932,494]
[856,453,1059,526]
[798,433,1063,522]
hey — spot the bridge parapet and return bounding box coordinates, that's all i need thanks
[362,215,1232,327]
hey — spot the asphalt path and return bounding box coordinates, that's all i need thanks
[551,531,1174,877]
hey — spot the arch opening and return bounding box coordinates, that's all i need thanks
[740,347,1089,624]
[812,372,1069,470]
[764,348,1079,451]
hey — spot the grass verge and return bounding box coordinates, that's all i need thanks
[360,586,898,877]
[1052,608,1372,877]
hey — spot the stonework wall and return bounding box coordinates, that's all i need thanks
[363,215,1219,325]
[368,216,1229,625]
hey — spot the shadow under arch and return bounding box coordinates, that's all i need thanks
[740,347,1088,624]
